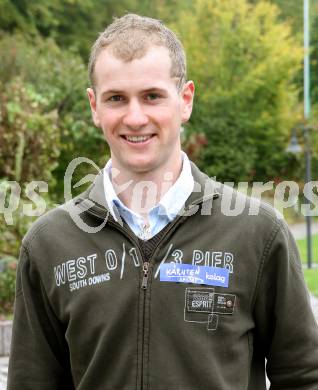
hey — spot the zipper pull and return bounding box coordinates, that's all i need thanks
[141,261,149,290]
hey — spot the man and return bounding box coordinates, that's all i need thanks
[8,13,318,390]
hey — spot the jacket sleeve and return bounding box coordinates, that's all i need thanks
[253,220,318,389]
[7,245,75,390]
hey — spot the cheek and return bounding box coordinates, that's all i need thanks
[99,111,119,132]
[153,104,181,126]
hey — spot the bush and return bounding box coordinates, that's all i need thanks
[174,0,303,182]
[0,32,108,202]
[0,256,17,317]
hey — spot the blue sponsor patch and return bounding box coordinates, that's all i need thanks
[160,263,229,287]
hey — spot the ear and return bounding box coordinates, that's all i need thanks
[180,81,195,123]
[87,87,101,127]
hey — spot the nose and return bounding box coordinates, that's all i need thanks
[122,99,149,129]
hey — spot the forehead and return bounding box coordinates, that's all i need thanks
[93,46,176,93]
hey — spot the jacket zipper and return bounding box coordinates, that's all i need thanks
[100,221,149,389]
[140,261,149,390]
[141,261,149,289]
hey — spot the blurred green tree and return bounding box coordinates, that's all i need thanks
[0,33,108,199]
[311,2,318,106]
[0,0,144,58]
[173,0,302,181]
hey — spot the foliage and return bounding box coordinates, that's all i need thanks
[0,33,108,200]
[174,0,303,181]
[0,0,143,59]
[270,0,318,182]
[264,0,304,32]
[0,177,58,259]
[311,2,318,108]
[270,0,318,120]
[0,77,60,185]
[0,257,17,316]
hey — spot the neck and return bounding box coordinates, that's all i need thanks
[111,157,182,219]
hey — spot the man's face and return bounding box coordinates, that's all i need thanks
[87,46,194,177]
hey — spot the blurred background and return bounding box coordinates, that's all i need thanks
[0,0,317,322]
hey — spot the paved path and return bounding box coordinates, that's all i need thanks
[0,222,317,390]
[289,221,318,240]
[311,294,318,324]
[0,357,8,390]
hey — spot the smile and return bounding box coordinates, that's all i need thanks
[124,135,153,143]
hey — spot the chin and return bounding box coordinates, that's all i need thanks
[129,161,158,174]
[131,165,156,174]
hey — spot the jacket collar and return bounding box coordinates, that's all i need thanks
[74,162,219,221]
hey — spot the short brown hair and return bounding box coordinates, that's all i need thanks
[88,13,186,91]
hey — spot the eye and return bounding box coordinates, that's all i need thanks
[109,95,124,102]
[145,93,161,101]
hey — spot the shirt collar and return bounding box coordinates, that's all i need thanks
[103,151,194,222]
[156,153,194,220]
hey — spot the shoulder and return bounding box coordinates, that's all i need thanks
[189,162,287,236]
[21,199,80,252]
[200,181,293,250]
[217,183,296,257]
[203,181,282,224]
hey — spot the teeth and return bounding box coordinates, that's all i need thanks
[125,135,151,143]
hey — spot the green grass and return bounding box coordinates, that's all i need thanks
[303,269,318,298]
[295,235,318,297]
[296,234,318,265]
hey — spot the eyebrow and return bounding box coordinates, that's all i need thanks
[142,87,167,94]
[100,87,167,98]
[101,90,124,98]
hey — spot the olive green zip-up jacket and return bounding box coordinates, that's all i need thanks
[7,163,318,389]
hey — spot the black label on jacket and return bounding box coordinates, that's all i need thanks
[186,289,214,313]
[184,287,236,331]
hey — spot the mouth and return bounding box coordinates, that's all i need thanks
[122,135,154,144]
